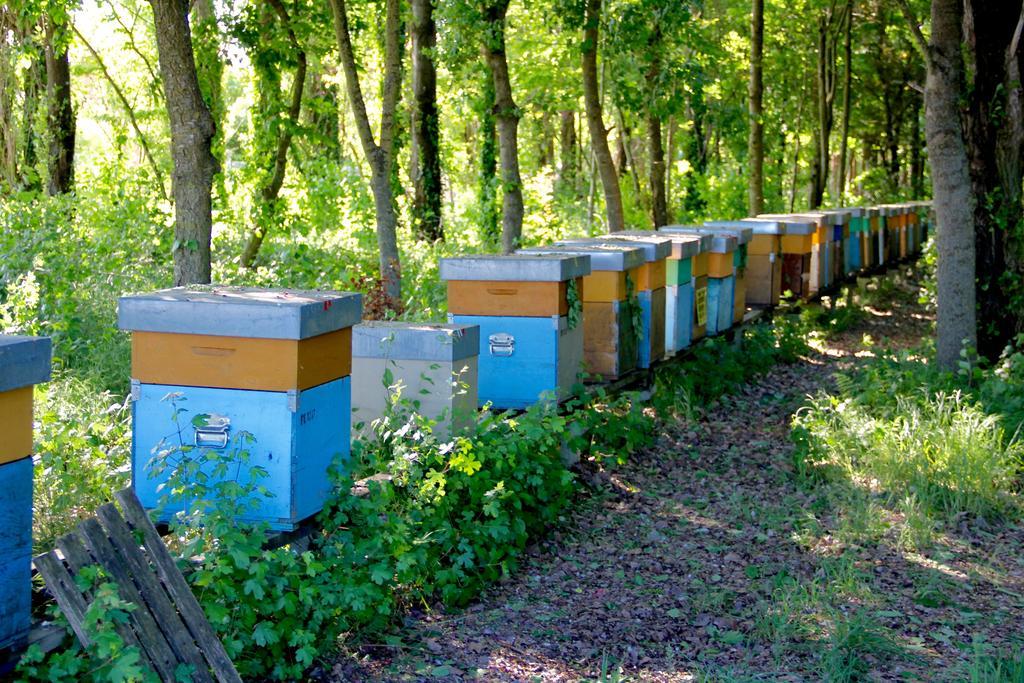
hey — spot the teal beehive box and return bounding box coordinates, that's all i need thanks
[119,286,362,531]
[0,335,51,649]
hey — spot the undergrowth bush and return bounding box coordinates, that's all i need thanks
[18,319,798,681]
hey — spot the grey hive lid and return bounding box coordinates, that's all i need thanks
[835,206,866,217]
[438,254,591,282]
[759,212,828,227]
[819,209,852,225]
[0,335,52,392]
[656,229,714,255]
[711,218,790,235]
[864,207,881,217]
[557,236,672,263]
[659,226,737,253]
[610,231,694,260]
[697,222,756,242]
[118,286,362,340]
[517,244,645,271]
[353,321,479,362]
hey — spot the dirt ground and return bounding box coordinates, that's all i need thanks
[324,269,1024,682]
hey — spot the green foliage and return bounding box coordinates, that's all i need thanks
[792,342,1024,529]
[17,567,156,683]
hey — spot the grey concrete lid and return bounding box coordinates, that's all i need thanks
[0,335,52,392]
[118,286,362,340]
[517,244,645,271]
[659,226,737,253]
[439,254,591,282]
[835,206,866,217]
[353,321,479,361]
[557,236,672,263]
[864,207,881,217]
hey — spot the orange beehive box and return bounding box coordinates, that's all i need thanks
[0,336,51,465]
[130,328,353,393]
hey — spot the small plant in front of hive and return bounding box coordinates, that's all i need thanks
[566,277,583,330]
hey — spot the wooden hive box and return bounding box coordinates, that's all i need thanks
[817,210,849,282]
[688,241,711,341]
[862,207,880,269]
[712,219,782,307]
[442,254,591,404]
[119,286,361,531]
[516,246,644,381]
[636,232,707,356]
[694,223,754,323]
[661,227,737,336]
[351,322,479,439]
[560,236,673,368]
[836,207,866,273]
[758,215,816,300]
[0,335,51,649]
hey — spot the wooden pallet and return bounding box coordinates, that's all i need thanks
[32,488,241,683]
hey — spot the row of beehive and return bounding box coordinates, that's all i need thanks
[2,200,928,653]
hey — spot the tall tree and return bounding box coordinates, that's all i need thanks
[900,0,977,369]
[557,109,577,192]
[959,0,1024,359]
[835,0,853,201]
[45,16,74,195]
[328,0,403,308]
[477,71,500,243]
[581,0,624,231]
[149,0,218,285]
[410,0,444,242]
[482,0,523,253]
[808,2,848,208]
[241,0,307,268]
[747,0,764,215]
[645,20,668,229]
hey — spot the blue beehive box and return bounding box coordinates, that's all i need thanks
[119,287,361,531]
[0,335,51,650]
[440,255,591,409]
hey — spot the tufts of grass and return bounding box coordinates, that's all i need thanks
[817,609,906,682]
[793,390,1022,526]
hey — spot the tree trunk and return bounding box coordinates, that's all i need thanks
[20,42,44,190]
[557,110,577,192]
[836,0,853,202]
[925,0,977,369]
[241,0,307,268]
[581,0,624,231]
[329,0,403,308]
[810,10,839,208]
[45,19,74,196]
[410,0,443,242]
[149,0,217,285]
[748,0,764,215]
[478,72,500,244]
[647,113,667,228]
[483,0,523,253]
[909,94,923,198]
[961,0,1024,359]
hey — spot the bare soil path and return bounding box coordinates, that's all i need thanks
[326,269,1024,682]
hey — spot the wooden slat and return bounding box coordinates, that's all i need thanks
[114,489,242,683]
[30,552,90,647]
[54,533,157,676]
[78,519,181,682]
[95,505,213,683]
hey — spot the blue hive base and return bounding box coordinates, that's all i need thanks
[0,457,32,650]
[132,377,351,531]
